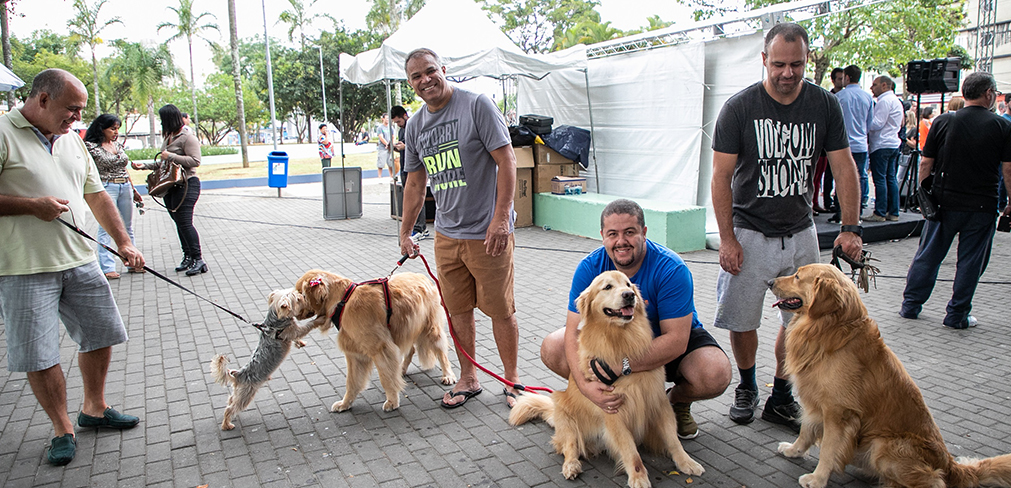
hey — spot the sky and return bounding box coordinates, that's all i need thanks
[9,0,695,86]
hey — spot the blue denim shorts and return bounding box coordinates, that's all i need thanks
[0,261,128,372]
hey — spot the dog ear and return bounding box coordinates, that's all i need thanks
[807,276,844,320]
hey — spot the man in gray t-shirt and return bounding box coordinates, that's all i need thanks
[399,48,522,409]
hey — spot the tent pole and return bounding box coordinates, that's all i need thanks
[582,68,600,194]
[339,76,348,220]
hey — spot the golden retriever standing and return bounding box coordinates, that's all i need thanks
[295,270,457,413]
[509,271,703,488]
[770,263,1011,488]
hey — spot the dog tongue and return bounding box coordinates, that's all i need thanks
[620,306,634,317]
[772,298,787,308]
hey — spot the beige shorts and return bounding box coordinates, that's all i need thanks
[434,232,516,319]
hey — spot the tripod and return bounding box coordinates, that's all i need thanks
[899,93,924,213]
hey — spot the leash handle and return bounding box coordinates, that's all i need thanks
[415,253,554,394]
[55,217,252,325]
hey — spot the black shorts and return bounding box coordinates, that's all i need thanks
[664,327,724,383]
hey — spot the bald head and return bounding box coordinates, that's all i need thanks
[22,69,88,137]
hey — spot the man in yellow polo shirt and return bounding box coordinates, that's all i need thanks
[0,69,145,466]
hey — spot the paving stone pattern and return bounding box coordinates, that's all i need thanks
[2,179,1011,487]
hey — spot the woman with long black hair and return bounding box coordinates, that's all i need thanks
[84,113,142,279]
[132,104,207,276]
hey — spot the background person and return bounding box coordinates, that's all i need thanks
[865,75,905,222]
[84,113,142,279]
[539,199,731,439]
[900,72,1011,329]
[711,23,863,433]
[392,105,426,237]
[132,104,207,276]
[831,64,874,220]
[376,113,392,178]
[318,123,334,169]
[398,47,522,408]
[0,68,143,466]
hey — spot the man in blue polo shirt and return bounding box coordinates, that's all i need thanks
[830,64,874,221]
[539,199,731,439]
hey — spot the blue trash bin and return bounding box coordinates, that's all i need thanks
[267,151,288,188]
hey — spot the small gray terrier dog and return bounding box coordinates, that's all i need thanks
[211,288,312,430]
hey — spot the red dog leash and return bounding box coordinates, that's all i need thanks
[412,253,554,395]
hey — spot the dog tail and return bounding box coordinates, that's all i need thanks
[508,392,555,427]
[949,454,1011,487]
[210,354,233,386]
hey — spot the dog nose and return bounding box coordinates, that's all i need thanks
[766,279,775,288]
[621,290,635,301]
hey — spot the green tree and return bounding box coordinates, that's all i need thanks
[677,0,966,85]
[317,28,389,144]
[107,40,177,147]
[171,72,263,145]
[277,0,334,50]
[481,0,601,53]
[553,19,623,50]
[67,0,122,118]
[227,0,249,166]
[365,0,425,36]
[10,30,90,102]
[158,0,219,130]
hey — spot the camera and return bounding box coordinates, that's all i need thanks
[998,214,1011,233]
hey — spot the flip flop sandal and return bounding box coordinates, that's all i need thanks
[440,388,482,409]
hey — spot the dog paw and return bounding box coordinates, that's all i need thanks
[674,457,704,476]
[561,460,583,480]
[628,473,652,488]
[382,400,400,412]
[331,401,351,413]
[221,421,235,431]
[778,441,808,458]
[294,340,307,349]
[441,372,458,385]
[798,473,827,488]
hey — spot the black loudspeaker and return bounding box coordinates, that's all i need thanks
[906,58,960,94]
[928,57,960,93]
[906,60,929,94]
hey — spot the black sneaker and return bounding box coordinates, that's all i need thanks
[729,386,759,424]
[762,396,802,433]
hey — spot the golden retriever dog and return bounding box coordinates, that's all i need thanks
[770,263,1011,488]
[509,271,703,488]
[295,269,457,413]
[211,288,313,430]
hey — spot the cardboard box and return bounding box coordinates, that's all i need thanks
[533,144,575,165]
[514,168,533,227]
[551,176,587,195]
[514,146,535,168]
[534,163,580,194]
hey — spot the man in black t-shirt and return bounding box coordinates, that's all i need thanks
[900,72,1011,329]
[711,23,864,432]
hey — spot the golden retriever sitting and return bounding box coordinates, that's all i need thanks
[770,263,1011,488]
[295,270,457,413]
[509,271,704,488]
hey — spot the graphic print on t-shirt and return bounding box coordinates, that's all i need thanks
[416,119,466,193]
[753,119,816,198]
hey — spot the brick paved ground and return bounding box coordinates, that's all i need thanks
[2,178,1011,487]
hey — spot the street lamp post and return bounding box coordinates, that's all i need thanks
[319,45,328,127]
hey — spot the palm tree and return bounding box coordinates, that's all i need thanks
[1,0,14,109]
[227,0,249,167]
[365,0,425,37]
[108,41,175,148]
[277,0,333,51]
[158,0,219,130]
[67,0,122,117]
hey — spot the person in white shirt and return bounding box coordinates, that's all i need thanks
[865,75,905,221]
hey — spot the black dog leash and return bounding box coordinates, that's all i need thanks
[55,216,254,326]
[830,245,880,293]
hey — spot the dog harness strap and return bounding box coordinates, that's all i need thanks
[590,358,620,386]
[329,278,393,331]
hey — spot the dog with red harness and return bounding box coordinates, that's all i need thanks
[295,269,457,412]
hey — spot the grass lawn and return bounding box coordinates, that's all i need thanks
[128,151,380,185]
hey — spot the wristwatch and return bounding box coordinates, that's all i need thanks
[621,357,632,376]
[840,225,863,237]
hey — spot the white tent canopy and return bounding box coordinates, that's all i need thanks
[338,0,586,84]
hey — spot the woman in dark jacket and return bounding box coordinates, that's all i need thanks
[132,104,207,276]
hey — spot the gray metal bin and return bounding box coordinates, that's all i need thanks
[322,167,363,220]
